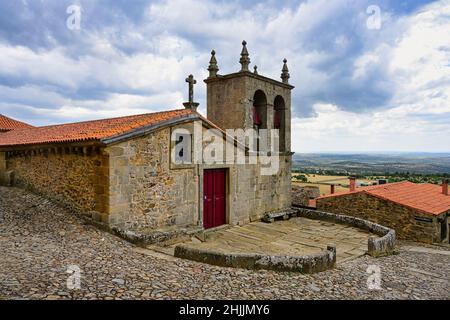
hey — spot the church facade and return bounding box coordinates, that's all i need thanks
[0,42,294,236]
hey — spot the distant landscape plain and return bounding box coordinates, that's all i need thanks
[292,152,450,175]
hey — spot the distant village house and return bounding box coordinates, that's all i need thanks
[315,177,450,244]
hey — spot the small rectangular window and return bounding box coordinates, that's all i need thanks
[173,132,192,165]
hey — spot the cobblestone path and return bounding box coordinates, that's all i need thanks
[1,187,449,300]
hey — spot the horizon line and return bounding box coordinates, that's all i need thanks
[293,151,450,154]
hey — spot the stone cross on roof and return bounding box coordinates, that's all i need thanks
[183,74,199,111]
[186,74,196,103]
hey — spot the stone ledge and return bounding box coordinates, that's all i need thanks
[295,208,396,257]
[262,208,298,223]
[174,244,336,274]
[111,225,204,246]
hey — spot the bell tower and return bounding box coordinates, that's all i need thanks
[204,41,294,153]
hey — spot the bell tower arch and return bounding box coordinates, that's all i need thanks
[204,41,294,153]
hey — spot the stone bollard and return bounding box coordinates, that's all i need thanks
[327,244,337,268]
[368,230,396,257]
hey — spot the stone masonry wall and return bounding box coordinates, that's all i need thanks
[204,71,293,226]
[292,185,320,206]
[3,147,109,220]
[316,192,442,243]
[229,155,292,225]
[107,124,292,232]
[107,128,198,231]
[0,151,6,185]
[206,73,292,151]
[206,76,247,131]
[295,208,396,257]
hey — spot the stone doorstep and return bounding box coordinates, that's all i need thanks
[146,244,176,257]
[196,224,234,242]
[144,224,233,247]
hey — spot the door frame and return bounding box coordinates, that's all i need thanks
[199,167,229,230]
[440,216,448,242]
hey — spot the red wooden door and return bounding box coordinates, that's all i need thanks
[203,169,226,229]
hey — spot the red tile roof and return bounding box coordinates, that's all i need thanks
[0,114,33,132]
[0,109,195,147]
[316,181,450,216]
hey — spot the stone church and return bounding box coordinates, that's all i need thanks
[0,42,294,239]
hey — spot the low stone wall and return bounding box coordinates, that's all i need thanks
[316,192,440,243]
[2,146,109,218]
[291,185,320,206]
[295,208,396,257]
[174,244,336,273]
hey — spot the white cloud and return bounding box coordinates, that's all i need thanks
[293,102,450,152]
[294,1,450,152]
[0,89,185,125]
[0,30,206,123]
[0,40,204,92]
[0,0,448,153]
[0,45,88,88]
[388,2,450,109]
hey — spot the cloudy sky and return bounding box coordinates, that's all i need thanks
[0,0,449,153]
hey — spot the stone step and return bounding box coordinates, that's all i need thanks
[262,208,298,223]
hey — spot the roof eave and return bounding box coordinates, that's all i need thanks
[100,113,202,145]
[317,189,446,217]
[0,139,102,151]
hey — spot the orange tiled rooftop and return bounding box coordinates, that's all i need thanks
[317,181,450,216]
[0,114,34,132]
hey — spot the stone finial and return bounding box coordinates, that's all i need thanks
[183,74,199,111]
[239,40,251,72]
[281,58,290,84]
[253,65,258,75]
[207,50,219,78]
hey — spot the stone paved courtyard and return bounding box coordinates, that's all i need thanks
[168,218,376,263]
[1,186,449,300]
